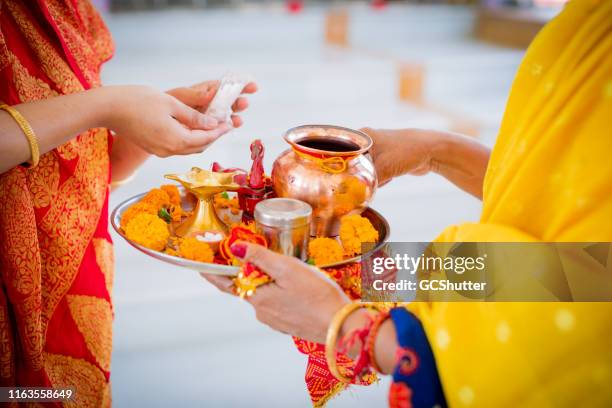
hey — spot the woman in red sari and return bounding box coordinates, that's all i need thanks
[0,1,255,406]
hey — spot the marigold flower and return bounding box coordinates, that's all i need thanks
[339,214,379,256]
[179,237,214,263]
[213,193,240,211]
[308,237,344,266]
[164,247,180,257]
[168,204,183,222]
[125,213,170,252]
[141,188,171,209]
[334,177,367,216]
[161,184,181,206]
[120,201,158,230]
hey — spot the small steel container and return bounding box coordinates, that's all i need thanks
[254,198,312,260]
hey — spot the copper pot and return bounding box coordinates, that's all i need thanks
[272,125,377,237]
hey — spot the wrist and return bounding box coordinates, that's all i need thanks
[428,130,467,175]
[374,319,398,374]
[338,308,374,358]
[418,130,452,173]
[91,86,123,130]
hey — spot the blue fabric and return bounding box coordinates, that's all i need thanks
[390,307,447,408]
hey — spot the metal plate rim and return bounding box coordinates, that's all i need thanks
[110,191,391,276]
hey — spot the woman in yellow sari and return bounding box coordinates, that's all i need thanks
[205,1,612,406]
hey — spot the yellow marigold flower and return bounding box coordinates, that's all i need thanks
[120,201,158,230]
[164,247,180,257]
[179,237,214,263]
[125,213,170,252]
[168,204,183,222]
[141,188,171,209]
[214,193,240,210]
[339,214,379,256]
[161,184,181,206]
[335,177,367,216]
[308,237,344,266]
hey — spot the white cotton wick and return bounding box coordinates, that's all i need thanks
[206,73,251,124]
[196,232,224,242]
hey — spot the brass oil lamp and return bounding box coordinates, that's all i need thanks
[165,167,241,237]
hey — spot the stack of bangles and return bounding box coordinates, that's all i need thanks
[1,104,40,168]
[325,302,394,383]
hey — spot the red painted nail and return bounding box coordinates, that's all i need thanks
[230,242,247,258]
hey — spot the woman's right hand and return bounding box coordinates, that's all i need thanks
[360,128,438,185]
[102,85,232,157]
[361,127,490,198]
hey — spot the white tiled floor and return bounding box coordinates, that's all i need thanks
[102,3,523,407]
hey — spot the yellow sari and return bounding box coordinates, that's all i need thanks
[411,1,612,406]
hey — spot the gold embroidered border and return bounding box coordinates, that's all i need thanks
[39,128,109,336]
[44,0,101,87]
[0,170,44,371]
[93,238,114,297]
[5,0,83,95]
[44,352,108,408]
[66,295,112,372]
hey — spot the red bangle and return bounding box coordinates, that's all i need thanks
[365,310,391,374]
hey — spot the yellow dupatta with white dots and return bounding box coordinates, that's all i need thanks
[411,1,612,406]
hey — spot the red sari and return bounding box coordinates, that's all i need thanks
[0,1,114,406]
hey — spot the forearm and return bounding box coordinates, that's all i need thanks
[429,130,491,199]
[110,135,149,184]
[374,319,399,374]
[0,87,115,174]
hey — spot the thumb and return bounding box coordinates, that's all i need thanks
[171,99,218,130]
[231,242,297,281]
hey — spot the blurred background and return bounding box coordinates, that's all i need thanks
[102,0,564,406]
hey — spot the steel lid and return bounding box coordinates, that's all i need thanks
[254,198,312,228]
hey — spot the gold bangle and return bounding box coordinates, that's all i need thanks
[1,104,40,167]
[325,302,382,383]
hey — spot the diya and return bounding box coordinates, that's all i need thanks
[164,167,241,237]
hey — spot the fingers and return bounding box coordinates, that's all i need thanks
[231,242,300,281]
[200,273,235,295]
[231,97,249,113]
[167,87,208,110]
[170,98,218,130]
[242,82,258,94]
[231,115,243,128]
[181,123,233,153]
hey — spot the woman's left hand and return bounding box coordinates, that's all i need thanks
[202,242,350,344]
[167,80,257,128]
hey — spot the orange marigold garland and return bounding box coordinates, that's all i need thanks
[219,225,267,265]
[217,226,271,298]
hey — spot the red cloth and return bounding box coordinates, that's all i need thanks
[293,263,377,407]
[0,1,114,406]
